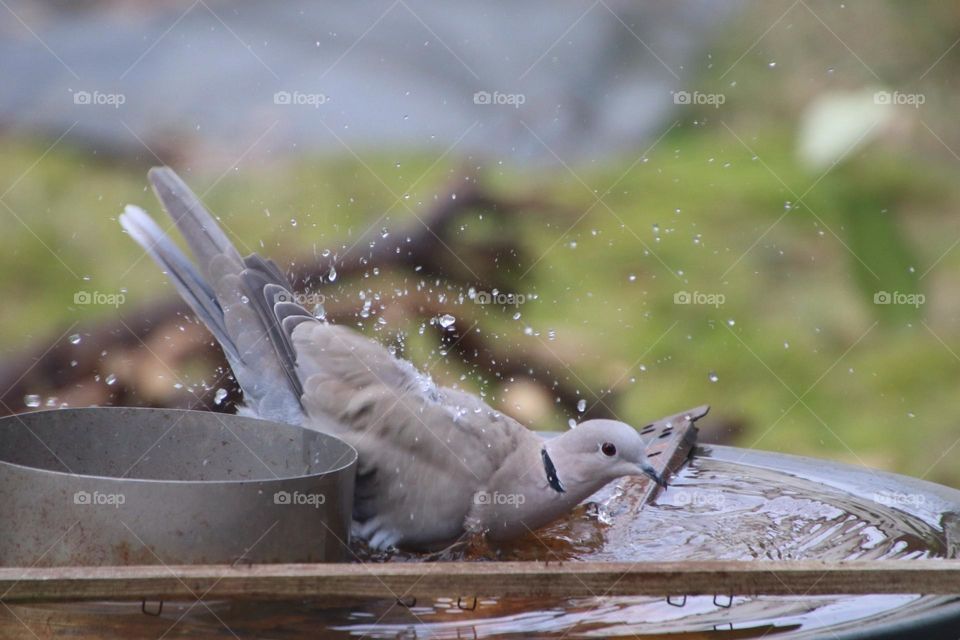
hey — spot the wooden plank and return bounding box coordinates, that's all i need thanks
[2,560,960,602]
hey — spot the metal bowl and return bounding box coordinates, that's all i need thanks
[0,407,356,566]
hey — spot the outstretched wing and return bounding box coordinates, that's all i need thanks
[293,321,537,548]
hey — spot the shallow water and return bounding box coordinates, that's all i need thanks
[360,456,955,563]
[537,456,953,562]
[12,455,958,638]
[335,456,959,637]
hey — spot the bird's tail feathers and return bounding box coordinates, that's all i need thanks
[120,168,319,425]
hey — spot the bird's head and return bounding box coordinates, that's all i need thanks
[477,419,665,542]
[546,419,664,490]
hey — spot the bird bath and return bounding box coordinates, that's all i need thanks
[2,409,959,638]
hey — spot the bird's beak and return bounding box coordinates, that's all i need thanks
[638,462,667,488]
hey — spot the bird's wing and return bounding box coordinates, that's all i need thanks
[294,321,537,548]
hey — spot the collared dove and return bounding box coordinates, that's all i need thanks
[120,167,667,550]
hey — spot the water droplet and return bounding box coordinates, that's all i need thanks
[726,319,736,327]
[214,388,228,405]
[69,334,81,345]
[708,371,719,383]
[768,61,777,68]
[327,266,337,282]
[438,314,456,329]
[23,394,41,408]
[577,399,587,412]
[628,274,637,282]
[105,373,117,385]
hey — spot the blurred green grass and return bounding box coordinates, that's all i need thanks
[3,115,960,487]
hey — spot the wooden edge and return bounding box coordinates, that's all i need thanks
[2,560,960,602]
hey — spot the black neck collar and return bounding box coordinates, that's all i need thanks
[541,447,566,494]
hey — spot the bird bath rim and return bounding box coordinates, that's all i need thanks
[0,406,358,486]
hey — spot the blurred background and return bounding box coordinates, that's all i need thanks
[1,0,959,487]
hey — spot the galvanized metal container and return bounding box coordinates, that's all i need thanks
[0,407,356,566]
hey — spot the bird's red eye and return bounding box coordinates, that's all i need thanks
[601,442,617,457]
